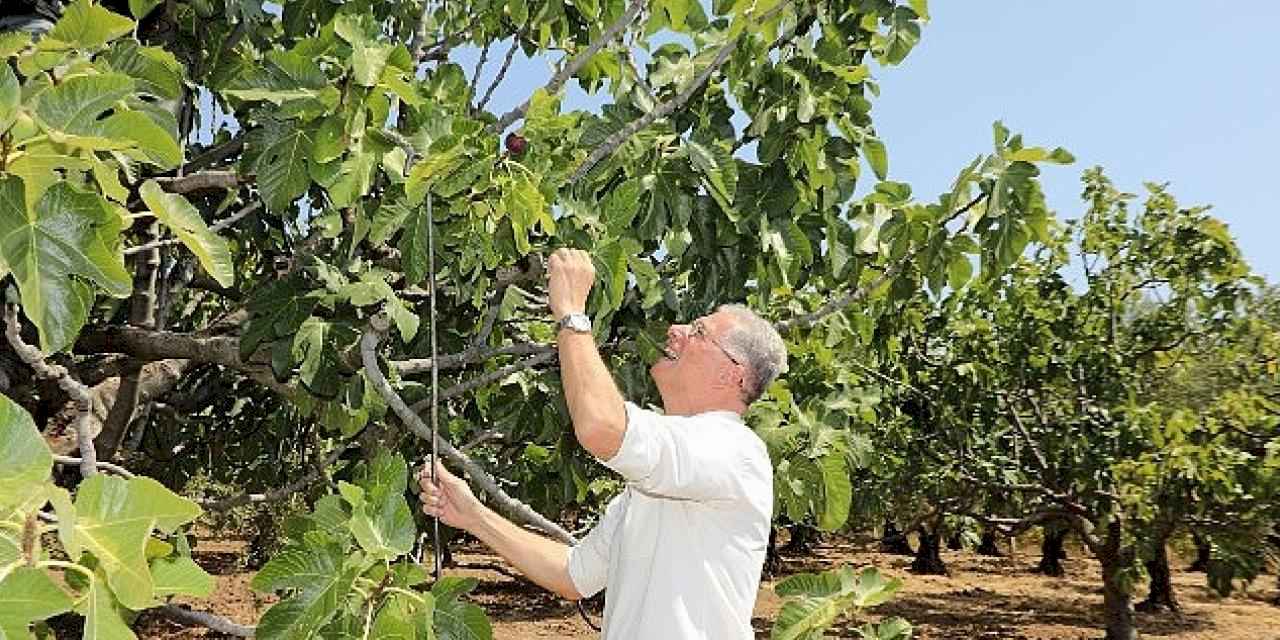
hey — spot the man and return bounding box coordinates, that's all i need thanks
[417,248,787,638]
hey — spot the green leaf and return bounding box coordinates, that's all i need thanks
[334,13,394,87]
[73,475,202,609]
[150,556,215,598]
[102,41,182,100]
[0,33,31,59]
[246,119,315,212]
[33,73,136,148]
[129,0,164,19]
[593,241,629,313]
[45,0,134,51]
[686,139,738,219]
[0,395,52,510]
[0,568,74,629]
[0,65,18,134]
[76,572,136,640]
[0,177,132,351]
[96,110,182,169]
[140,181,234,286]
[602,178,642,236]
[254,545,357,640]
[398,204,433,285]
[291,317,346,398]
[349,487,415,561]
[864,137,888,180]
[386,294,420,343]
[815,454,851,531]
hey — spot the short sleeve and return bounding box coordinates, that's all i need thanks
[566,491,627,598]
[602,403,744,501]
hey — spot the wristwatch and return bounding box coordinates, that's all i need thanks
[557,313,592,335]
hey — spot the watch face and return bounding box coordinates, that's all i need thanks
[563,314,591,332]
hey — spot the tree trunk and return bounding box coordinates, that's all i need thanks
[910,526,949,575]
[946,531,963,550]
[1186,534,1211,572]
[880,519,914,556]
[764,527,782,576]
[1137,538,1180,612]
[1101,555,1137,640]
[977,530,1004,557]
[783,523,818,555]
[1035,526,1068,577]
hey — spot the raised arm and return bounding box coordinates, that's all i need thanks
[547,248,627,460]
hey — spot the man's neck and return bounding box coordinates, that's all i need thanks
[662,398,747,417]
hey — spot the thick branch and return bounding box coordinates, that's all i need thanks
[361,321,576,544]
[490,0,646,133]
[5,305,97,478]
[185,133,245,173]
[154,171,243,194]
[75,327,291,396]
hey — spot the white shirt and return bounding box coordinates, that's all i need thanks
[567,402,774,640]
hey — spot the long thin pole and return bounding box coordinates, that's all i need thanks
[427,192,442,580]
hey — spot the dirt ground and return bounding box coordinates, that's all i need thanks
[134,536,1280,639]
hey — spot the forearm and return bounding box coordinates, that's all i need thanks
[469,505,580,600]
[557,331,627,459]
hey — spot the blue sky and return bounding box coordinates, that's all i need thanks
[461,3,1278,281]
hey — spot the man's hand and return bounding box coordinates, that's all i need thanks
[417,459,484,532]
[547,248,595,320]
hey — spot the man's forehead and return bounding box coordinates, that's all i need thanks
[700,310,737,332]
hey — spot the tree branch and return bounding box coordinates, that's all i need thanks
[153,171,243,194]
[411,350,558,412]
[156,605,254,637]
[490,0,646,133]
[995,392,1051,475]
[393,342,555,375]
[202,442,358,511]
[124,201,262,256]
[477,33,521,114]
[361,320,576,544]
[5,305,97,478]
[52,455,134,478]
[185,132,245,173]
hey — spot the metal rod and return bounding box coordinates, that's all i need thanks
[427,191,443,580]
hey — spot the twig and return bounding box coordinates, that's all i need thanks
[469,42,491,103]
[361,319,576,544]
[124,201,262,256]
[52,455,135,479]
[156,605,254,637]
[490,0,646,133]
[5,305,97,478]
[202,442,359,511]
[411,350,558,411]
[996,392,1051,475]
[393,343,555,375]
[477,35,521,114]
[417,10,486,61]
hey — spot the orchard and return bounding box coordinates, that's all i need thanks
[0,1,1276,639]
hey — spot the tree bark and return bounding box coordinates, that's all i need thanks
[947,530,963,551]
[1035,525,1068,577]
[977,529,1004,557]
[1101,554,1138,640]
[783,523,818,555]
[910,525,949,575]
[880,519,914,555]
[1137,536,1180,612]
[1186,534,1210,572]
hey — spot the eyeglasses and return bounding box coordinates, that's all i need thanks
[691,319,743,368]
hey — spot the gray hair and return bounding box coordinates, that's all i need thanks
[717,304,788,404]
